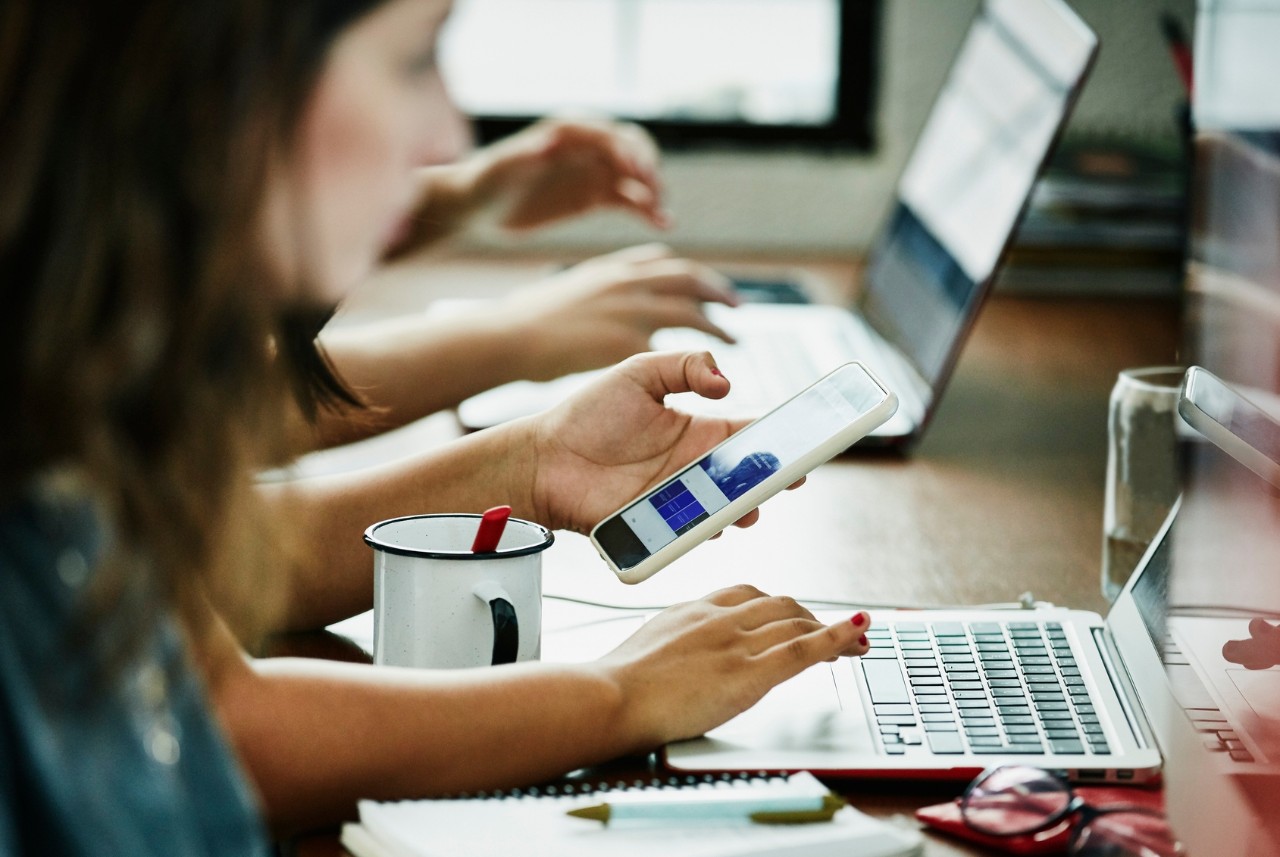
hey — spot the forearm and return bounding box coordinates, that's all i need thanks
[313,310,526,448]
[216,654,635,836]
[260,421,536,631]
[383,163,481,256]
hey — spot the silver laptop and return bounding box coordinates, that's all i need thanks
[457,0,1098,450]
[659,401,1280,781]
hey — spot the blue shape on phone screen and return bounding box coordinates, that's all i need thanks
[649,481,709,535]
[700,452,781,501]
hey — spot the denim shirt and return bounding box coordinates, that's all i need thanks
[0,488,270,856]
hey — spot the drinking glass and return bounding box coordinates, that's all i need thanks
[1102,366,1184,601]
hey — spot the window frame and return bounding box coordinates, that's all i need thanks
[466,0,880,152]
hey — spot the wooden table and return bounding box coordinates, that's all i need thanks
[288,254,1181,856]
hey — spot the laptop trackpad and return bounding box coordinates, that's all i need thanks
[670,663,877,758]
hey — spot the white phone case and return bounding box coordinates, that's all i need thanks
[590,361,898,584]
[1179,366,1280,489]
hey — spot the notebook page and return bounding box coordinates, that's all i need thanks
[346,774,921,857]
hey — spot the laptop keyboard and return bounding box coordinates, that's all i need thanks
[655,324,824,410]
[861,621,1112,756]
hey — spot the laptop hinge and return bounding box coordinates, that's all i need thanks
[1092,627,1158,752]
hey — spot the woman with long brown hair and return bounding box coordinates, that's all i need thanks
[0,0,872,850]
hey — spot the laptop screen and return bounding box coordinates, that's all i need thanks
[859,0,1095,387]
[1129,513,1174,653]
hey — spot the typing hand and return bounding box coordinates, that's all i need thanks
[596,587,873,748]
[499,244,739,381]
[468,117,672,232]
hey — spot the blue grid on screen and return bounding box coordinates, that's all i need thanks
[649,481,709,535]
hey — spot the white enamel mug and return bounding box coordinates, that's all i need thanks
[364,514,554,669]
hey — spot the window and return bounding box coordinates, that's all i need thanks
[439,0,878,149]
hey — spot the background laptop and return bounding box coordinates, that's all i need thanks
[457,0,1099,450]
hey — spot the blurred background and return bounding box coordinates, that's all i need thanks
[440,0,1195,299]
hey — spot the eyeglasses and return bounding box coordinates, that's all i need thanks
[960,766,1183,857]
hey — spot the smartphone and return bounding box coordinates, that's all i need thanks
[1178,365,1280,488]
[590,362,898,584]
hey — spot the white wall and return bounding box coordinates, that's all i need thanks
[462,0,1196,257]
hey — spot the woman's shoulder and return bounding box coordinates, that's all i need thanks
[0,475,271,856]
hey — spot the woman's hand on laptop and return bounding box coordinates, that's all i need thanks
[516,349,792,535]
[496,244,740,381]
[383,117,673,255]
[594,586,873,748]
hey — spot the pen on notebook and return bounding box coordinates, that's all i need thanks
[565,790,846,825]
[470,505,511,553]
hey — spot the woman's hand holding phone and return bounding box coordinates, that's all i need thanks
[518,350,757,535]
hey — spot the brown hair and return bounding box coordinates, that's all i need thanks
[0,1,378,660]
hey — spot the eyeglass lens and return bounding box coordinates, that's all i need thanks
[963,766,1073,836]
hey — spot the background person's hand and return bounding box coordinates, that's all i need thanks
[521,350,789,535]
[467,117,671,232]
[500,244,739,380]
[595,586,873,748]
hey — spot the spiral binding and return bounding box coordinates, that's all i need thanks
[454,771,787,801]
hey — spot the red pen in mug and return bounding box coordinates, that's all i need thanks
[471,505,511,553]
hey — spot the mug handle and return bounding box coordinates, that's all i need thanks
[472,580,519,665]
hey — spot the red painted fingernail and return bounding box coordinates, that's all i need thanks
[859,635,868,646]
[851,612,866,626]
[710,367,723,377]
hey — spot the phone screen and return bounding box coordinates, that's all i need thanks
[594,365,888,571]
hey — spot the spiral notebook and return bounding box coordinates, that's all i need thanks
[340,771,922,857]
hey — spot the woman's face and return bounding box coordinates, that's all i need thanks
[269,0,468,301]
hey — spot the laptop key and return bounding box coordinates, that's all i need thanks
[863,660,910,704]
[1046,729,1081,740]
[972,745,1044,755]
[952,690,988,700]
[988,679,1023,689]
[964,727,1001,737]
[961,717,997,727]
[884,745,908,755]
[1005,724,1040,735]
[926,732,966,754]
[922,713,957,723]
[938,645,972,656]
[1049,740,1087,754]
[984,670,1020,680]
[1000,715,1036,725]
[969,735,1004,746]
[917,703,954,714]
[877,715,918,726]
[956,699,992,709]
[949,681,984,691]
[874,703,914,716]
[924,722,960,732]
